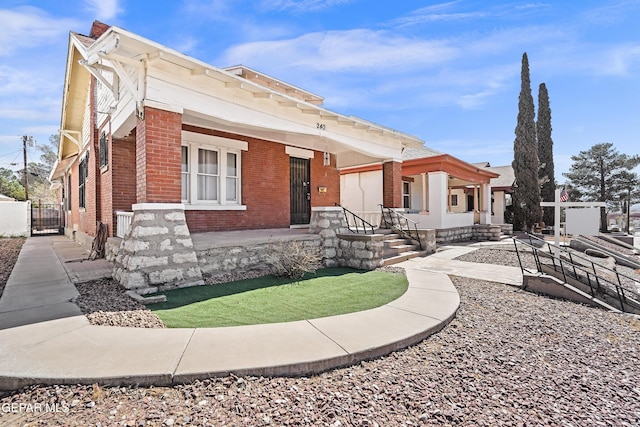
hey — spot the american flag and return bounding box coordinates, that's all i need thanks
[559,187,569,202]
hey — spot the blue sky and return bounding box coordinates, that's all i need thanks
[1,0,639,181]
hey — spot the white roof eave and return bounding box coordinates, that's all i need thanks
[91,27,424,150]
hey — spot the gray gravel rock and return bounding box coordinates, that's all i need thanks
[75,279,165,328]
[3,275,639,425]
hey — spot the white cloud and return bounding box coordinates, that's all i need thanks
[598,44,640,76]
[83,0,122,21]
[0,6,79,56]
[170,35,201,56]
[182,0,237,20]
[261,0,354,13]
[221,29,458,72]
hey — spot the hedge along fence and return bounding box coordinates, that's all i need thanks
[0,201,30,237]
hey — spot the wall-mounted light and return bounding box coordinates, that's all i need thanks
[323,151,330,166]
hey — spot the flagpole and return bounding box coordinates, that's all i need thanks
[554,188,561,255]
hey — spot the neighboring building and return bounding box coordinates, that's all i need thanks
[0,194,16,202]
[340,148,502,229]
[478,163,515,226]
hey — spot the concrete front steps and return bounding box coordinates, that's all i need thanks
[378,228,427,266]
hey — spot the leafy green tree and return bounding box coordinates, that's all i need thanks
[537,82,556,226]
[14,135,59,202]
[614,170,640,232]
[563,143,640,231]
[0,167,26,200]
[512,52,542,231]
[39,134,59,171]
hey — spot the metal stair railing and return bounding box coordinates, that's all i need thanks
[513,233,640,314]
[379,205,423,250]
[334,203,376,234]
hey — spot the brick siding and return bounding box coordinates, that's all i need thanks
[383,160,402,208]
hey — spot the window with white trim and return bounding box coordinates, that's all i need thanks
[402,181,411,209]
[181,143,241,206]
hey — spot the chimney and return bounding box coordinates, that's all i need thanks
[89,20,111,39]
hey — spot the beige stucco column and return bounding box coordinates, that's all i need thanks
[420,173,428,213]
[474,185,480,212]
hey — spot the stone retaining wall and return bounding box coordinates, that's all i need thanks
[436,224,502,244]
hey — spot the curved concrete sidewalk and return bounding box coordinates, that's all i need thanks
[0,236,461,391]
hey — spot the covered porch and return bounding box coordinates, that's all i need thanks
[402,154,499,229]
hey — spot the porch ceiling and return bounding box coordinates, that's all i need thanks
[181,110,403,162]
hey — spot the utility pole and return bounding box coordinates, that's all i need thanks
[22,135,34,201]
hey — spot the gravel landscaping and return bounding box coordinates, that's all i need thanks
[0,237,25,298]
[1,241,639,425]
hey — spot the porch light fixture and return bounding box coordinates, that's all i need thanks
[323,151,330,166]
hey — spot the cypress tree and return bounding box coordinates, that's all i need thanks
[512,52,542,231]
[537,82,556,226]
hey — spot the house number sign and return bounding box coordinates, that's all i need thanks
[316,123,326,130]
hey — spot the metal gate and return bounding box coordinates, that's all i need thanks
[31,203,64,235]
[290,157,311,225]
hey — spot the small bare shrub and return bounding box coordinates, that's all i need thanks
[267,241,323,280]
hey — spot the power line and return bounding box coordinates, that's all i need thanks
[0,149,22,158]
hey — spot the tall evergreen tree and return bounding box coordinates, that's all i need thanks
[563,142,640,231]
[512,52,542,231]
[537,82,556,226]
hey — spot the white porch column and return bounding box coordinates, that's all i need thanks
[428,171,448,229]
[420,173,428,214]
[479,183,492,224]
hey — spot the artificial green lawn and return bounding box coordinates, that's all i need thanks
[148,268,408,328]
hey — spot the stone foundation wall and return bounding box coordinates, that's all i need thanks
[197,235,322,278]
[309,207,348,267]
[113,203,204,294]
[499,224,514,236]
[436,224,501,244]
[416,229,437,254]
[336,233,385,270]
[311,207,386,269]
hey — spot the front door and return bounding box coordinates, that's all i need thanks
[290,157,311,225]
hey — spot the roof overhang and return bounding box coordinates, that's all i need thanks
[402,154,500,184]
[86,26,423,161]
[49,155,78,181]
[58,33,92,161]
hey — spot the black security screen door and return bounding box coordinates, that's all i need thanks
[290,157,311,224]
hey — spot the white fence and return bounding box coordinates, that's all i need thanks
[0,201,30,237]
[115,211,133,238]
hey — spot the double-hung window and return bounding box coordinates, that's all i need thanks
[181,131,246,210]
[78,153,89,209]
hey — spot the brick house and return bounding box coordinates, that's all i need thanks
[49,22,424,289]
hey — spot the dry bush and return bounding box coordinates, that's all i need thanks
[267,241,323,280]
